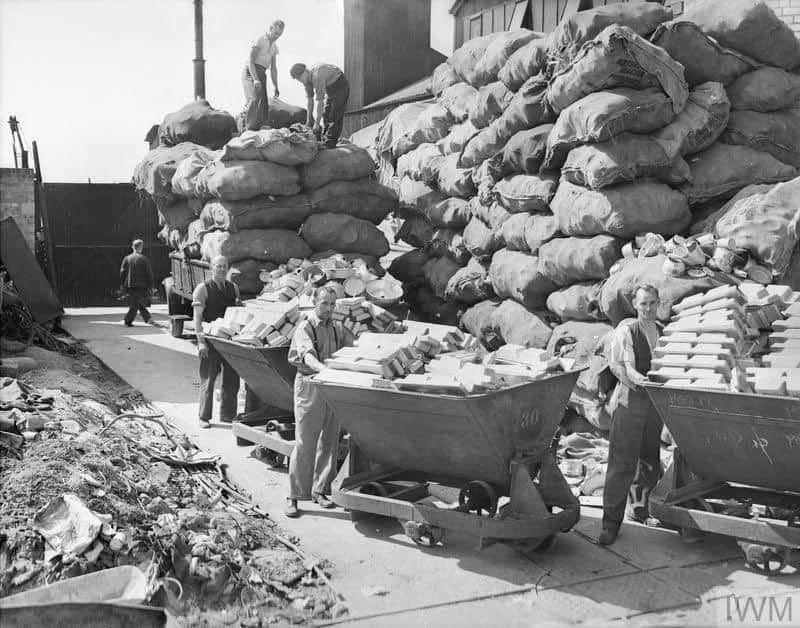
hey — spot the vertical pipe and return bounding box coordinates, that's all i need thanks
[193,0,206,99]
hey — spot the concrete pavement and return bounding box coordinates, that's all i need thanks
[63,305,800,626]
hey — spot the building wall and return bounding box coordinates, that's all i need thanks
[0,168,36,253]
[344,0,446,110]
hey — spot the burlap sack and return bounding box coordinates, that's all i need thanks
[397,177,447,213]
[301,213,390,257]
[544,87,677,170]
[538,235,624,287]
[489,248,556,310]
[460,299,503,349]
[437,120,480,156]
[425,197,472,229]
[469,29,539,87]
[445,257,493,304]
[500,213,561,254]
[681,0,800,70]
[439,82,480,122]
[388,248,430,285]
[500,124,554,177]
[158,100,237,150]
[229,258,275,295]
[405,285,463,326]
[650,20,758,86]
[156,199,195,230]
[495,74,555,139]
[552,179,691,238]
[722,109,800,168]
[264,98,308,130]
[200,229,311,264]
[423,255,462,299]
[301,143,376,190]
[469,81,514,129]
[133,142,206,205]
[197,159,301,200]
[396,215,434,248]
[471,199,513,231]
[396,143,445,183]
[200,195,312,232]
[498,38,549,91]
[547,24,688,115]
[546,283,605,322]
[438,154,477,198]
[727,68,800,113]
[171,147,217,198]
[429,228,470,266]
[220,127,319,165]
[376,101,430,155]
[680,143,797,205]
[392,103,454,158]
[653,81,730,157]
[459,121,509,169]
[448,34,497,84]
[431,62,461,96]
[463,216,502,260]
[491,300,553,349]
[493,173,558,213]
[309,178,398,224]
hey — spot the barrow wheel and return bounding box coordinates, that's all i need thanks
[403,521,444,547]
[741,543,790,575]
[458,481,498,516]
[264,450,285,468]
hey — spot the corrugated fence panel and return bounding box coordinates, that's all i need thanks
[44,182,171,307]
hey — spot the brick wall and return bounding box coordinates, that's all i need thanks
[0,168,36,253]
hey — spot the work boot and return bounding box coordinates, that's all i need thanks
[199,419,211,430]
[124,321,133,327]
[312,493,335,509]
[598,522,620,546]
[285,499,300,518]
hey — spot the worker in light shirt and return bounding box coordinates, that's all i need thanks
[242,19,285,131]
[600,283,664,545]
[284,286,354,518]
[289,62,350,148]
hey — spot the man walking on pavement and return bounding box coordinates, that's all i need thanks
[285,286,353,517]
[600,284,664,545]
[289,62,350,148]
[120,238,155,327]
[242,19,285,131]
[193,255,241,429]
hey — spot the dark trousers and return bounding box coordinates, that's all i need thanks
[198,343,240,422]
[242,64,268,131]
[124,287,151,324]
[322,75,350,148]
[602,385,663,526]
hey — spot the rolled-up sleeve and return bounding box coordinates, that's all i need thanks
[191,283,208,309]
[288,319,317,370]
[608,323,635,375]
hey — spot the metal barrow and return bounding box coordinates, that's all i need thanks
[205,337,297,467]
[317,370,581,549]
[645,384,800,572]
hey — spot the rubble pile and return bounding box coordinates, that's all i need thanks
[0,374,339,624]
[364,0,800,429]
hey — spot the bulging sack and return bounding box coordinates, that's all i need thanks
[423,255,462,299]
[599,254,717,325]
[425,197,472,229]
[429,228,470,265]
[445,257,493,304]
[460,299,503,349]
[171,147,217,198]
[547,24,688,115]
[396,143,445,183]
[681,0,800,70]
[158,100,237,150]
[649,20,758,87]
[471,198,513,231]
[200,195,312,232]
[376,102,430,155]
[397,177,447,213]
[458,121,509,169]
[561,134,691,190]
[309,178,398,224]
[156,199,195,230]
[396,214,434,248]
[552,179,691,238]
[469,30,539,87]
[680,143,797,205]
[438,83,480,123]
[405,285,464,326]
[265,98,308,130]
[392,103,454,158]
[438,154,477,198]
[300,143,376,190]
[220,127,318,165]
[544,87,677,170]
[431,62,461,96]
[197,159,301,200]
[437,120,479,156]
[448,34,498,84]
[463,216,502,259]
[713,177,800,275]
[538,235,624,287]
[546,282,604,322]
[523,213,561,254]
[727,68,800,113]
[489,248,556,310]
[498,38,549,92]
[491,300,553,349]
[653,82,730,157]
[493,173,558,213]
[200,229,311,264]
[500,124,554,177]
[229,258,275,295]
[301,213,390,257]
[388,248,430,285]
[469,81,514,129]
[547,2,672,73]
[496,74,555,140]
[722,110,800,168]
[133,142,206,205]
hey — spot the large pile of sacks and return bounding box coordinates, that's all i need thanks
[134,103,399,297]
[363,0,800,429]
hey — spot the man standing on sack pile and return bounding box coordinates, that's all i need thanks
[242,19,285,131]
[193,255,241,429]
[600,284,664,545]
[120,239,156,327]
[285,286,354,518]
[289,62,349,148]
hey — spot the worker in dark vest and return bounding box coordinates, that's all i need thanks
[600,283,664,545]
[284,286,354,518]
[289,62,350,148]
[192,255,241,429]
[120,238,155,327]
[242,19,285,131]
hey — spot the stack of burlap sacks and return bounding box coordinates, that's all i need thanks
[376,0,800,428]
[135,111,397,296]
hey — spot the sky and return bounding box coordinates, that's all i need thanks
[0,0,344,183]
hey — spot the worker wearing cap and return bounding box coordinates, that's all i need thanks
[242,20,285,131]
[600,283,664,545]
[285,286,354,518]
[120,239,155,327]
[289,62,350,148]
[193,255,241,429]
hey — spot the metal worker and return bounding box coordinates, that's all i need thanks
[119,239,155,327]
[242,19,285,131]
[285,286,353,518]
[289,62,350,148]
[193,255,241,429]
[600,283,664,545]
